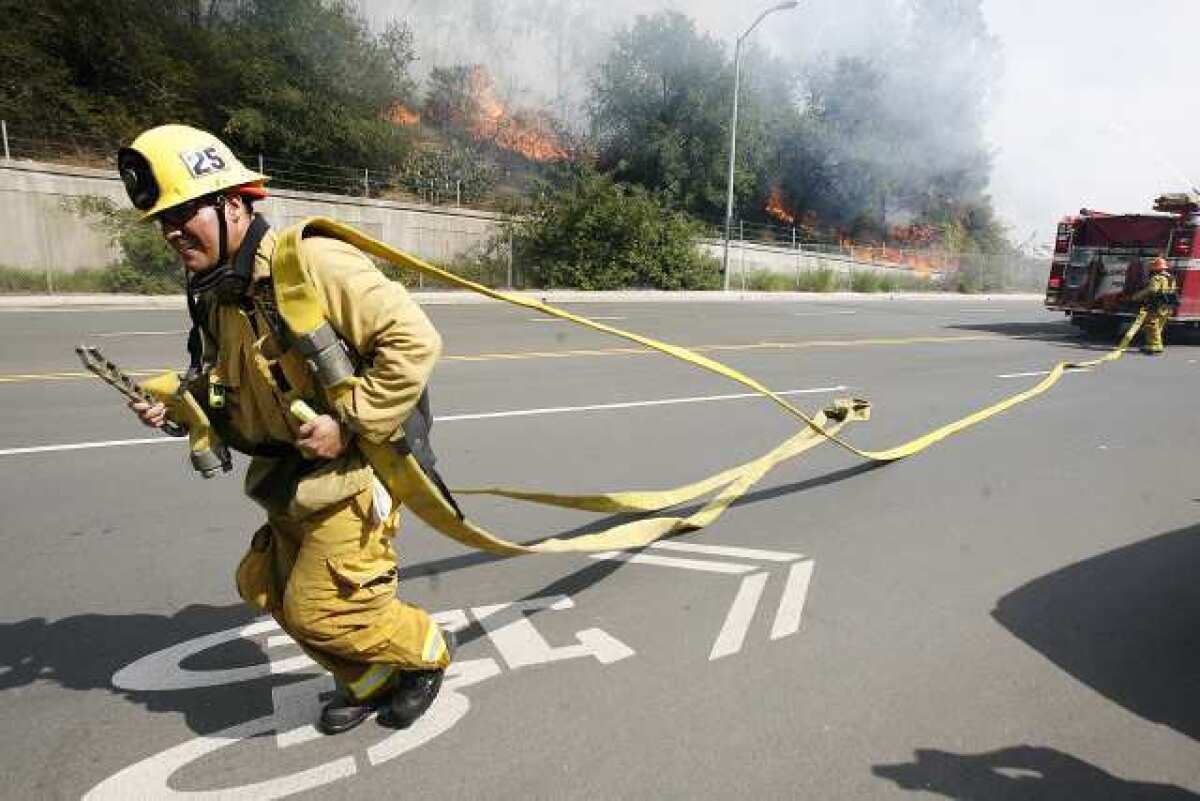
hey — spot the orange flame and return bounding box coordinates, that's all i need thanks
[386,103,421,127]
[765,185,796,225]
[889,223,938,248]
[466,66,567,163]
[834,228,956,277]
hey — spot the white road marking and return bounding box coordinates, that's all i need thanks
[793,310,858,317]
[0,386,847,457]
[527,316,627,322]
[366,659,502,767]
[770,560,815,640]
[996,368,1091,379]
[472,596,634,669]
[0,437,172,456]
[589,550,757,574]
[89,596,639,800]
[82,715,358,801]
[435,386,847,423]
[709,572,769,660]
[273,675,333,750]
[649,541,805,563]
[958,308,1008,313]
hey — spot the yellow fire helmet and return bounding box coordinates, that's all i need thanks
[117,124,268,220]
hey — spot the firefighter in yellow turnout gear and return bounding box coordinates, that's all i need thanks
[1127,256,1176,354]
[121,125,452,734]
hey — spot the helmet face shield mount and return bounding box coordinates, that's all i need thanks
[117,147,159,212]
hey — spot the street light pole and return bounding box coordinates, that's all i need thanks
[722,1,800,290]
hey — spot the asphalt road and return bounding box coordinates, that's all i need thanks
[2,296,1200,800]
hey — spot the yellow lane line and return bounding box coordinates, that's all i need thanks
[439,334,1000,363]
[0,334,1001,385]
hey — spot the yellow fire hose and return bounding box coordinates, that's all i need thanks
[274,218,1144,555]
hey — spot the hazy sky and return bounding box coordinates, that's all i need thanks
[363,1,1200,246]
[980,0,1200,245]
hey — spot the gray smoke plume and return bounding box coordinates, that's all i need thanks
[357,0,1002,233]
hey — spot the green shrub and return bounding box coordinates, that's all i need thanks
[796,268,840,292]
[509,166,720,290]
[737,266,939,293]
[0,265,109,293]
[64,196,186,294]
[850,271,885,292]
[744,269,794,291]
[845,270,937,293]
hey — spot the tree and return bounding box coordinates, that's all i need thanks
[0,0,419,172]
[589,12,742,218]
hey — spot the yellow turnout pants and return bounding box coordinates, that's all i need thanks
[236,486,450,701]
[1143,308,1168,353]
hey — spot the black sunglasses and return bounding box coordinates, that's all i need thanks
[157,195,224,229]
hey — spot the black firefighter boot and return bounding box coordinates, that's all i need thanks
[319,676,395,735]
[385,627,458,729]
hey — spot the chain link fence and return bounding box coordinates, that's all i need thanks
[698,215,1047,292]
[0,121,513,209]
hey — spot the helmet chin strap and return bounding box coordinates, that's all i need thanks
[183,199,272,382]
[187,196,255,302]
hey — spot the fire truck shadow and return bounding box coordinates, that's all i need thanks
[992,524,1200,741]
[873,745,1199,800]
[948,320,1124,349]
[949,320,1200,350]
[0,602,270,735]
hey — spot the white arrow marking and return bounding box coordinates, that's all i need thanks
[589,551,757,574]
[709,572,770,660]
[771,560,815,640]
[648,541,805,563]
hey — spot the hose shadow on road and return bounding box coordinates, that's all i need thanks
[873,745,1199,800]
[400,461,884,585]
[0,602,269,735]
[991,523,1200,742]
[402,461,884,648]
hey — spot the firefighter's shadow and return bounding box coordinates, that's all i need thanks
[0,461,882,736]
[0,603,271,735]
[992,523,1200,742]
[873,745,1199,800]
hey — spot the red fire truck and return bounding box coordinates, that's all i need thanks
[1044,193,1200,331]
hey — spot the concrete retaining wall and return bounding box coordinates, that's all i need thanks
[700,240,911,282]
[0,159,506,273]
[1,158,928,283]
